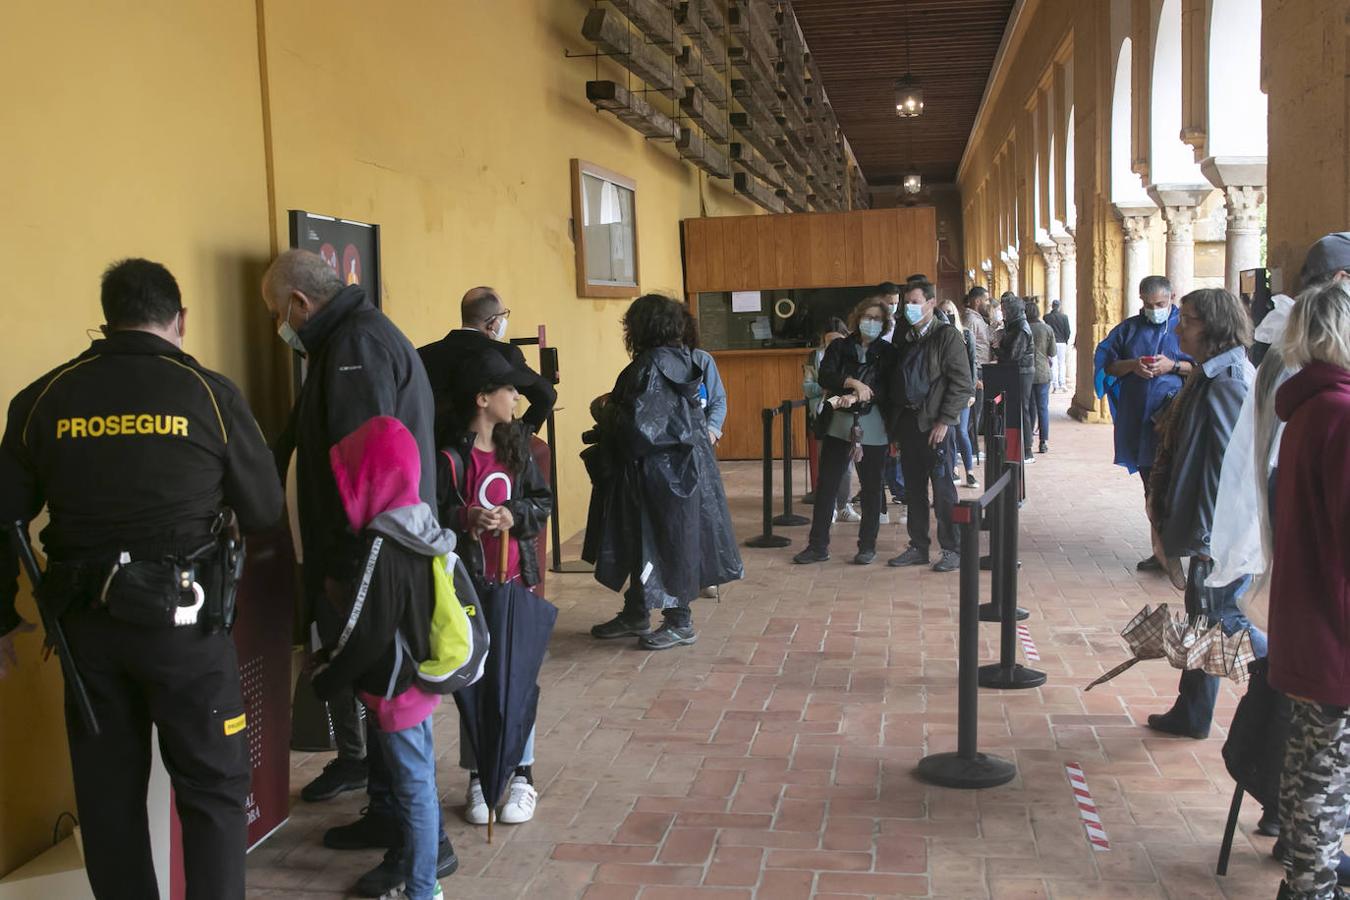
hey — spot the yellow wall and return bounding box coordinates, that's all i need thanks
[0,0,757,875]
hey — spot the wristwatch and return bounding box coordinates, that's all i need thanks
[1171,361,1181,375]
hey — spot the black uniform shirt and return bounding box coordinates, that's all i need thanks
[418,329,557,437]
[0,330,284,635]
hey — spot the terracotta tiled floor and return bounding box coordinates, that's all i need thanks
[246,396,1284,899]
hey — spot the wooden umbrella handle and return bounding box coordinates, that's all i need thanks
[498,527,510,582]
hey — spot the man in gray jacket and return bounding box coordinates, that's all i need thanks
[884,281,975,572]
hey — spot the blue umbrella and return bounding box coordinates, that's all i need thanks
[453,531,557,842]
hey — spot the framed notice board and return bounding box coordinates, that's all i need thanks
[287,210,382,308]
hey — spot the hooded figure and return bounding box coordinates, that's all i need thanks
[995,296,1036,459]
[312,416,458,712]
[583,345,743,607]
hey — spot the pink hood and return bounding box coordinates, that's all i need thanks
[330,417,423,532]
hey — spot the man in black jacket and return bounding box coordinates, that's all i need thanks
[262,249,452,895]
[884,280,974,573]
[1045,299,1073,392]
[419,286,557,441]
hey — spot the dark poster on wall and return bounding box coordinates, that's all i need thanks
[287,210,382,308]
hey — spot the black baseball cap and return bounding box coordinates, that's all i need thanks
[1301,232,1350,285]
[462,352,535,397]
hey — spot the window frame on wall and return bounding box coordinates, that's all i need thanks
[570,158,640,299]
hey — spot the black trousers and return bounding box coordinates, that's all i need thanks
[969,381,984,458]
[895,414,961,554]
[808,436,886,554]
[620,569,693,628]
[1018,373,1035,458]
[63,607,249,900]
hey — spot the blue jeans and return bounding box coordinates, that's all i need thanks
[368,721,447,852]
[1171,557,1267,733]
[374,718,441,900]
[954,406,975,473]
[1033,382,1051,444]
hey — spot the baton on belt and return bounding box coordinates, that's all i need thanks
[11,522,100,736]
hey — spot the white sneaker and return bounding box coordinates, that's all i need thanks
[499,775,537,824]
[878,511,891,525]
[379,885,442,900]
[837,504,861,523]
[465,778,489,825]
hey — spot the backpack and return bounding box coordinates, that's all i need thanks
[415,550,489,694]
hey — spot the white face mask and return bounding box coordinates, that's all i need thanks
[277,298,306,354]
[1144,305,1170,325]
[491,315,508,341]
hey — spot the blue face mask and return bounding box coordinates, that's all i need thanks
[859,320,883,340]
[1144,305,1170,325]
[904,303,924,325]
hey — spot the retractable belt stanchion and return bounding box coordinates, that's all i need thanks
[915,476,1017,789]
[979,461,1046,690]
[746,406,791,548]
[978,394,1027,622]
[772,399,809,527]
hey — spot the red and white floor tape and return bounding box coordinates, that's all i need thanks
[1016,623,1041,661]
[1065,762,1110,851]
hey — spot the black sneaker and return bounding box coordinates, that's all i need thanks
[323,808,400,850]
[1256,809,1280,837]
[590,615,651,640]
[853,550,876,565]
[792,547,829,565]
[887,547,930,567]
[639,624,697,650]
[355,838,459,896]
[932,550,960,573]
[966,474,980,488]
[300,757,368,803]
[1038,442,1049,454]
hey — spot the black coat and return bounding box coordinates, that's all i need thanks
[816,334,891,410]
[436,427,553,589]
[276,285,437,601]
[581,347,742,606]
[418,329,557,441]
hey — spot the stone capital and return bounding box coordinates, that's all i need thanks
[1146,185,1214,244]
[1114,201,1157,244]
[1220,183,1265,232]
[1054,234,1077,262]
[1036,240,1061,268]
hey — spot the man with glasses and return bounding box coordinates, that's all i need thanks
[419,287,557,443]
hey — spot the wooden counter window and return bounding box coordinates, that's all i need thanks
[571,159,640,298]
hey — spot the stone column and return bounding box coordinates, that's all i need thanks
[1055,232,1077,385]
[1115,202,1158,319]
[1003,253,1020,295]
[1200,157,1268,295]
[1037,241,1062,305]
[1147,185,1214,299]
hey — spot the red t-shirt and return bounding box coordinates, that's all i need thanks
[467,446,521,583]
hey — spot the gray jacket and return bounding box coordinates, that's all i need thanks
[1159,346,1253,559]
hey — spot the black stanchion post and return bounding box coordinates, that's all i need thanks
[746,407,791,548]
[774,400,809,527]
[916,498,1017,788]
[979,433,1027,622]
[979,462,1046,689]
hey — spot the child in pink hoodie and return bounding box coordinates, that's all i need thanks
[313,416,456,900]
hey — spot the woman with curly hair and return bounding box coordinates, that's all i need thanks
[583,294,743,650]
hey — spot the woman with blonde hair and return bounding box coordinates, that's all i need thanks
[1267,279,1350,900]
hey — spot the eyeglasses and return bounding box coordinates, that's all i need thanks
[493,308,512,320]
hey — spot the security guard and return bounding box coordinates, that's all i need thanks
[0,258,284,899]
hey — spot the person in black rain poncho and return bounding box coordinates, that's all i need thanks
[583,294,744,651]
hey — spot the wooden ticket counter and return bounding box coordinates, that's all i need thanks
[685,207,937,460]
